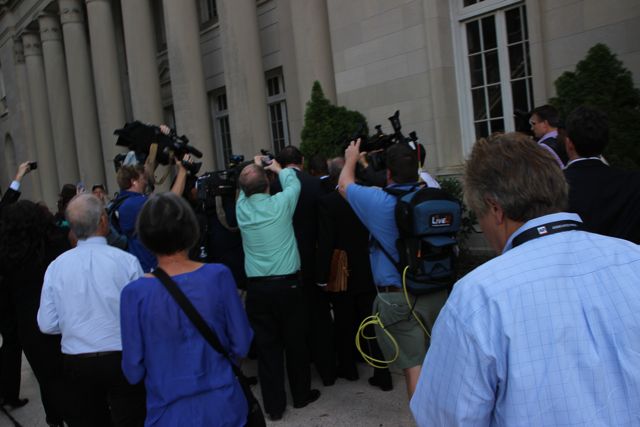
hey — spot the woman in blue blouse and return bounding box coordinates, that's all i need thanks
[120,192,253,426]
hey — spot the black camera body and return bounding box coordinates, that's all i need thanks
[196,154,249,211]
[113,121,203,174]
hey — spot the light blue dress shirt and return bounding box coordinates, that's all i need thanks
[38,236,144,354]
[236,168,301,277]
[411,212,640,426]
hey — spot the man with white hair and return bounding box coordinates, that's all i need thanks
[38,194,145,426]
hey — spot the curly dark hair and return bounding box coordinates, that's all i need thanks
[0,200,61,271]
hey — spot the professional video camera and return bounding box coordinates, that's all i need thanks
[113,121,203,175]
[195,154,248,212]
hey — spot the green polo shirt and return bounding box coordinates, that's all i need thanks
[236,168,301,277]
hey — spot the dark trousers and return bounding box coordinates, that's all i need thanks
[331,291,390,380]
[303,283,336,383]
[0,283,22,402]
[246,277,311,415]
[63,352,145,427]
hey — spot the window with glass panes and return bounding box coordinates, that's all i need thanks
[460,2,533,139]
[215,93,233,166]
[266,73,290,154]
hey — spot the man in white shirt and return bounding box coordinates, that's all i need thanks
[38,194,145,426]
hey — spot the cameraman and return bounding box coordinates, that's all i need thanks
[338,139,448,397]
[114,155,191,272]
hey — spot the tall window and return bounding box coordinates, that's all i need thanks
[266,71,290,154]
[212,91,233,166]
[199,0,218,27]
[455,1,533,141]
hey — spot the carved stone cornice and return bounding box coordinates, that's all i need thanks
[13,37,25,64]
[39,14,62,42]
[59,0,84,24]
[22,32,42,57]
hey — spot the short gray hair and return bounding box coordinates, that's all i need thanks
[464,132,568,221]
[238,164,269,196]
[65,194,105,239]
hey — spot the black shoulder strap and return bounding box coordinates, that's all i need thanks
[108,194,132,214]
[152,268,248,383]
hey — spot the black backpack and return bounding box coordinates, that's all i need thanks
[380,185,461,295]
[105,194,131,250]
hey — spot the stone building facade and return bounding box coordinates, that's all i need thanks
[1,0,639,208]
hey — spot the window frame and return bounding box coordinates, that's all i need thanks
[265,71,291,154]
[451,0,531,153]
[210,89,233,168]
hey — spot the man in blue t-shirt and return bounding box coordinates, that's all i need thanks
[114,157,190,272]
[338,141,448,397]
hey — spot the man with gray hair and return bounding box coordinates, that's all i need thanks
[410,133,640,426]
[38,194,146,426]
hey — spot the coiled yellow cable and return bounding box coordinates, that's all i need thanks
[355,266,432,368]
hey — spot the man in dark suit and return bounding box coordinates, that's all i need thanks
[272,146,336,386]
[316,157,392,391]
[530,104,568,166]
[1,160,35,410]
[564,106,640,244]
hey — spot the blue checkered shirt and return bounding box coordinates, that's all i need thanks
[410,212,640,426]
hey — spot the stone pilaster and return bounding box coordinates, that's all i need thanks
[13,38,43,202]
[289,0,337,108]
[218,0,271,157]
[22,32,60,209]
[59,0,106,188]
[120,0,163,123]
[39,13,80,185]
[161,0,216,170]
[85,0,127,193]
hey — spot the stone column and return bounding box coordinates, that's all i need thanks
[59,0,106,188]
[289,0,337,109]
[22,32,60,209]
[38,13,80,185]
[161,0,216,170]
[120,0,163,123]
[13,38,43,202]
[218,0,271,157]
[85,0,127,193]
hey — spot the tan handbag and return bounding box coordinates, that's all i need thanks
[326,249,349,292]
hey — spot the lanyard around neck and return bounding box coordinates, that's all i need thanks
[511,220,582,249]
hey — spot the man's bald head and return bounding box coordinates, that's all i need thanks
[65,194,107,239]
[239,164,270,197]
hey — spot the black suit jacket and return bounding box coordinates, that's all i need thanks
[564,159,640,244]
[316,190,375,294]
[0,188,20,213]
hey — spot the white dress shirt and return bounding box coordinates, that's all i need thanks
[38,236,144,354]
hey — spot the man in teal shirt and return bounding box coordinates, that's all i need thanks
[236,157,320,421]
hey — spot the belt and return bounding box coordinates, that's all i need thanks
[377,286,402,293]
[65,351,120,359]
[247,272,300,282]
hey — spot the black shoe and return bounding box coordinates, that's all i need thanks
[368,375,393,391]
[269,412,283,421]
[1,397,29,409]
[322,377,336,387]
[293,389,321,409]
[337,366,359,381]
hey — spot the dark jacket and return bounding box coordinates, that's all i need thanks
[564,158,640,244]
[316,190,375,294]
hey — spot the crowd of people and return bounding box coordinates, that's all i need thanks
[0,103,639,427]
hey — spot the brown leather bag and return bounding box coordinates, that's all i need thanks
[326,249,349,292]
